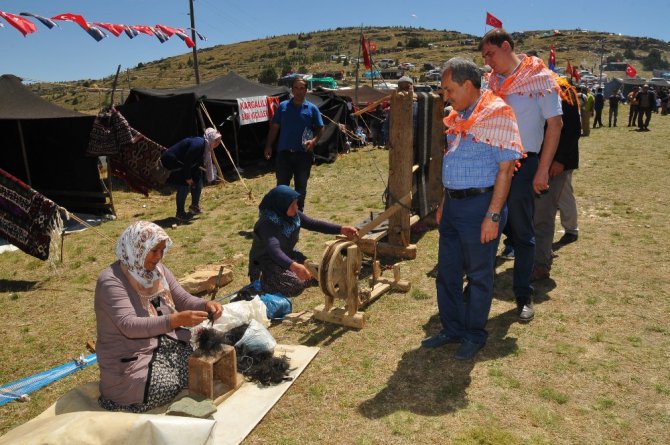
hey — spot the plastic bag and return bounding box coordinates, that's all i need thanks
[235,319,277,355]
[259,293,293,320]
[191,296,269,349]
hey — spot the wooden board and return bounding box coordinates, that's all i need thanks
[179,265,233,295]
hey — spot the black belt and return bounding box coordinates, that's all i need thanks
[445,186,493,199]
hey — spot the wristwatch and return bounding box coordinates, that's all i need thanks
[485,212,500,222]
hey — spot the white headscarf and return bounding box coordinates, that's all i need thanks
[115,221,173,288]
[204,127,221,146]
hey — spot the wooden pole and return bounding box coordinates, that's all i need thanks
[387,90,414,247]
[16,120,32,186]
[426,92,445,226]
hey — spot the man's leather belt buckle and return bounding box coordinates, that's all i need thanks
[445,186,494,199]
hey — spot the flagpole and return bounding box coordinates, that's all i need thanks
[356,25,362,106]
[189,0,200,84]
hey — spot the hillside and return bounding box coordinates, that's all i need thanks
[31,26,670,114]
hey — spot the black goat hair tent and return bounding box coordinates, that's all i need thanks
[0,74,111,214]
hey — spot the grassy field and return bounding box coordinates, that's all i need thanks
[1,109,670,444]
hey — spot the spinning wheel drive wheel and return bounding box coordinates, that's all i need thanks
[319,240,362,311]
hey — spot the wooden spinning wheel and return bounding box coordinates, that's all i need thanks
[318,240,362,315]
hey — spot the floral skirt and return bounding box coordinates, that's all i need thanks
[260,262,310,297]
[99,335,192,413]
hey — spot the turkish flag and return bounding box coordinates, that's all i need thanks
[0,11,37,36]
[131,25,155,36]
[95,22,125,37]
[573,66,581,82]
[626,64,637,78]
[156,24,179,37]
[486,12,503,28]
[361,34,372,70]
[51,13,89,30]
[267,97,280,120]
[369,41,377,53]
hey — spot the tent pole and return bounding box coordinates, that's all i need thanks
[231,112,240,168]
[197,102,225,182]
[110,65,121,107]
[17,120,32,186]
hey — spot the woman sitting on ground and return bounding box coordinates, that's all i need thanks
[248,185,358,296]
[94,221,222,412]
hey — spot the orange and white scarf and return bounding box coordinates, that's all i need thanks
[443,89,524,154]
[488,55,560,99]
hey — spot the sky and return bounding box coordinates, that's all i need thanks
[1,0,669,83]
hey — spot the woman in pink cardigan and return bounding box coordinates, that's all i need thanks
[94,221,222,412]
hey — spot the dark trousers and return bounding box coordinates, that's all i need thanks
[276,150,313,211]
[175,179,202,214]
[608,107,618,126]
[628,105,639,126]
[502,154,538,305]
[436,190,506,345]
[593,109,603,128]
[638,107,652,129]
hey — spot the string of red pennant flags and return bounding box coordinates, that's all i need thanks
[0,10,205,48]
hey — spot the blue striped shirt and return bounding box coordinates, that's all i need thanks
[442,105,522,189]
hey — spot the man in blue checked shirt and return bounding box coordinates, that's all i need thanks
[421,58,523,360]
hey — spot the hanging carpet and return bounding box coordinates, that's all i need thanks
[0,168,63,260]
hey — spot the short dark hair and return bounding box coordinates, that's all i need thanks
[478,28,514,51]
[291,76,307,88]
[442,58,482,89]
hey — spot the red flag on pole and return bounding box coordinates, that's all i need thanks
[0,11,37,36]
[626,63,637,78]
[361,34,371,70]
[573,66,581,82]
[567,62,573,79]
[485,12,503,28]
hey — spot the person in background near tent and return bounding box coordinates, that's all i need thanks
[583,87,594,136]
[248,185,358,297]
[532,76,580,281]
[95,221,223,413]
[421,58,522,359]
[480,28,563,323]
[627,86,640,127]
[264,76,324,211]
[592,87,604,128]
[636,84,656,131]
[397,75,414,93]
[160,128,221,222]
[608,89,625,127]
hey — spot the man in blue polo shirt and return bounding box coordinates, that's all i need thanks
[264,76,324,210]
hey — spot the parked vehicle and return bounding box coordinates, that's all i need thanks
[399,62,415,70]
[379,59,395,68]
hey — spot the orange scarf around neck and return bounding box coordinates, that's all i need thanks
[443,89,524,154]
[488,55,560,99]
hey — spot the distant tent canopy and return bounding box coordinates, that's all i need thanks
[333,85,389,106]
[0,74,112,214]
[306,77,337,89]
[604,77,670,98]
[118,72,350,165]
